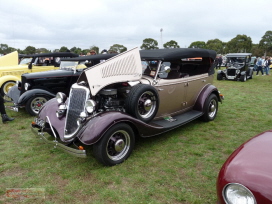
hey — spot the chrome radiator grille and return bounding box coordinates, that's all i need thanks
[65,85,88,137]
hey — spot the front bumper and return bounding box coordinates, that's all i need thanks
[31,122,87,158]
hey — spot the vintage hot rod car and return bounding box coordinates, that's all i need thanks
[217,53,253,82]
[7,54,117,116]
[216,129,272,203]
[31,48,224,166]
[0,51,78,96]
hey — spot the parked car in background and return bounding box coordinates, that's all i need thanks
[0,51,78,96]
[217,53,253,82]
[32,47,224,166]
[217,129,272,203]
[7,53,117,116]
[249,56,257,70]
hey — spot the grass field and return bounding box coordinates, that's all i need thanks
[1,72,272,204]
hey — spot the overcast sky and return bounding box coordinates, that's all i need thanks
[0,0,270,52]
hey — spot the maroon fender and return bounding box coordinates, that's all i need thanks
[193,84,221,111]
[77,111,164,145]
[38,98,66,138]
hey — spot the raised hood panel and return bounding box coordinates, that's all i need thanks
[82,47,142,96]
[0,51,19,66]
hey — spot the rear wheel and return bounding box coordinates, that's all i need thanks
[201,94,218,122]
[93,123,135,166]
[1,81,16,96]
[25,96,48,116]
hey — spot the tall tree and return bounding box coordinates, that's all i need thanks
[59,46,69,52]
[36,48,51,53]
[24,46,36,54]
[225,35,252,53]
[163,40,180,48]
[140,38,159,50]
[189,41,206,49]
[259,30,272,57]
[70,47,82,55]
[206,39,224,54]
[108,44,127,53]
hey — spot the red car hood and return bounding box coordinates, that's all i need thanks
[217,130,272,202]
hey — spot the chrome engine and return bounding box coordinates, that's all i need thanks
[97,87,131,112]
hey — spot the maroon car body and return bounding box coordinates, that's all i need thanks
[216,130,272,203]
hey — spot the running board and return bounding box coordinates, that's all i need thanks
[150,110,203,129]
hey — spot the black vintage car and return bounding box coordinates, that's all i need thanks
[217,53,253,82]
[7,54,117,115]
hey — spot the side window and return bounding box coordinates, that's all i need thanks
[158,62,171,79]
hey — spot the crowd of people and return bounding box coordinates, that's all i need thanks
[255,56,271,76]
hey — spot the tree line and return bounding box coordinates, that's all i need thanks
[1,30,271,57]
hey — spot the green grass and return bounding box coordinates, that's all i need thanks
[1,72,272,203]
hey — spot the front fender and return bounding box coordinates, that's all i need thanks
[0,75,20,87]
[18,89,56,105]
[194,84,221,112]
[78,112,164,145]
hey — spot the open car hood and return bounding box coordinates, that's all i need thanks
[81,47,142,96]
[0,51,19,67]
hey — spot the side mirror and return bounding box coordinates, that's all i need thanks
[28,63,33,69]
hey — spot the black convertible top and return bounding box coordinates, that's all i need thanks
[140,48,216,61]
[22,52,79,58]
[61,53,118,62]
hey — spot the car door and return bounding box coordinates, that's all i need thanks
[154,77,188,117]
[184,73,211,108]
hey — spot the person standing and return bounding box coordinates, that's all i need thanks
[0,95,14,123]
[256,56,264,76]
[263,57,269,76]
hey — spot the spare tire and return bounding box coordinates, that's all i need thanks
[125,84,159,123]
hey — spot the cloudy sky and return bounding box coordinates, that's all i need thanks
[0,0,270,52]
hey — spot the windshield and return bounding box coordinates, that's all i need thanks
[19,57,32,65]
[60,61,78,70]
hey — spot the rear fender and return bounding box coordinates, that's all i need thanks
[18,89,56,105]
[194,84,221,112]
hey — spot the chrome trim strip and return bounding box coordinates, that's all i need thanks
[31,125,87,158]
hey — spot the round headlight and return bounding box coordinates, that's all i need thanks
[56,92,67,104]
[24,83,30,91]
[85,99,96,113]
[223,183,256,204]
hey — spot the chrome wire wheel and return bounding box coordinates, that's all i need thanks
[137,91,157,119]
[106,130,131,161]
[26,96,48,116]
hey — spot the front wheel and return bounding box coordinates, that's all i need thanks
[201,94,218,122]
[217,73,223,80]
[240,74,247,82]
[25,96,49,116]
[93,123,135,166]
[1,81,16,96]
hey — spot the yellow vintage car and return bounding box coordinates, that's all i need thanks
[0,51,78,96]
